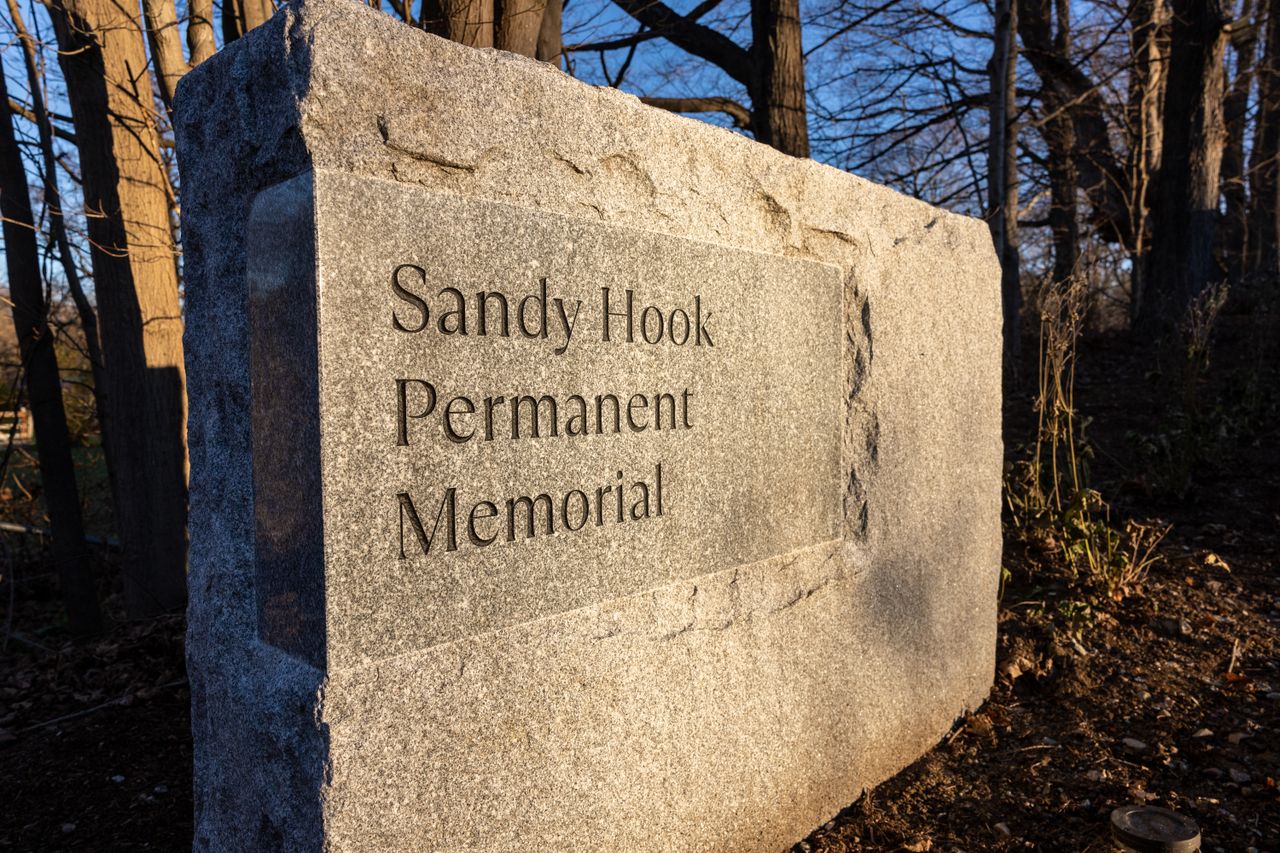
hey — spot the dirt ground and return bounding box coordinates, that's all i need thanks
[800,501,1279,852]
[1,328,1277,852]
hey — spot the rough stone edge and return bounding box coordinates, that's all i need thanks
[176,9,331,850]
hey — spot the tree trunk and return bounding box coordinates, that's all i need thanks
[0,70,102,637]
[222,0,273,43]
[242,0,274,30]
[1220,0,1259,286]
[608,0,811,154]
[1024,0,1080,286]
[6,0,112,453]
[536,0,563,65]
[1142,0,1229,334]
[187,0,217,65]
[1018,0,1131,244]
[1046,112,1081,285]
[141,0,189,111]
[495,0,547,56]
[1248,0,1280,280]
[749,0,809,157]
[50,0,189,617]
[222,0,244,43]
[988,0,1022,366]
[1125,0,1169,321]
[426,0,495,46]
[421,0,561,64]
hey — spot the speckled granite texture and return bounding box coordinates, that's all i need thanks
[175,0,1003,848]
[252,171,845,669]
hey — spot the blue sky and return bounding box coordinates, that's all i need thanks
[0,0,1022,296]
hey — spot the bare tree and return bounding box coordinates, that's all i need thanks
[49,0,189,616]
[1248,0,1280,280]
[497,0,550,54]
[1018,0,1130,248]
[0,69,102,636]
[1123,0,1170,320]
[142,0,192,111]
[750,0,809,154]
[223,0,274,42]
[7,0,111,448]
[537,0,564,63]
[423,0,564,56]
[1142,0,1229,333]
[988,0,1022,360]
[1220,0,1259,285]
[580,0,811,156]
[422,0,495,45]
[188,0,218,63]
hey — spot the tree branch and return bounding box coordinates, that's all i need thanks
[567,28,666,52]
[640,96,752,128]
[7,100,77,144]
[610,0,751,84]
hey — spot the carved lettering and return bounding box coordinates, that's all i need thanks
[397,464,666,558]
[391,264,429,332]
[397,489,456,557]
[395,385,694,445]
[396,379,436,446]
[387,264,719,562]
[601,286,633,343]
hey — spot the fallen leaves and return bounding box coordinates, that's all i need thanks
[1203,552,1231,572]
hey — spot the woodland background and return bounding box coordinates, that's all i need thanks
[0,0,1277,848]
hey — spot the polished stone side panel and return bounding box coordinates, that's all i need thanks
[248,175,328,669]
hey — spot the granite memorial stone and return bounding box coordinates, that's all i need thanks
[175,1,1003,849]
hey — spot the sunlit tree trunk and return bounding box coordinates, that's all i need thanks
[141,0,189,111]
[496,0,547,55]
[536,0,563,65]
[50,0,189,616]
[188,0,217,63]
[423,0,496,46]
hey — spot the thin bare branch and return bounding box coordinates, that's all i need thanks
[640,96,753,128]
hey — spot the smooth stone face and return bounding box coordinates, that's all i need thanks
[175,0,1004,849]
[249,171,843,668]
[248,176,326,668]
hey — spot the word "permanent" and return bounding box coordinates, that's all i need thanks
[390,266,715,355]
[396,381,695,445]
